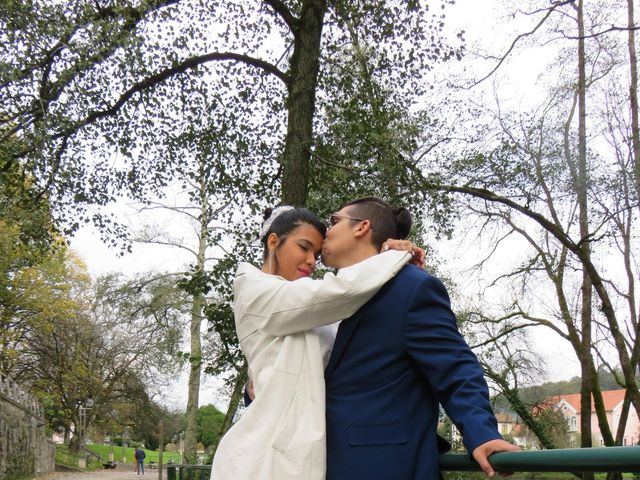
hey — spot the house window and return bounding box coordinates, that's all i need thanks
[501,424,508,435]
[623,438,627,446]
[569,416,577,431]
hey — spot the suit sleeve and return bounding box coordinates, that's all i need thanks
[235,250,410,337]
[403,274,501,453]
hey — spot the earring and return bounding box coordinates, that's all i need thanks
[268,251,275,275]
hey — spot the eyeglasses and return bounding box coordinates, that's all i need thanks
[327,214,375,232]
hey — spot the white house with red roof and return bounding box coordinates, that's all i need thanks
[549,389,639,446]
[447,389,639,449]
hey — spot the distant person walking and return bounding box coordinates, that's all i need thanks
[134,447,146,475]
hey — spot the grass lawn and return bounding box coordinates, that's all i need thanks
[54,444,101,470]
[54,443,182,474]
[86,444,182,464]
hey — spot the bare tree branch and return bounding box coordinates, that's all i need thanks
[263,0,299,31]
[561,25,640,40]
[470,0,576,88]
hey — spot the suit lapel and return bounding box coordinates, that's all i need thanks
[325,310,364,377]
[325,274,396,377]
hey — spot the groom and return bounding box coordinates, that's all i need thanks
[321,197,518,479]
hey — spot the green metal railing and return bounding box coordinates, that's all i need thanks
[439,446,640,473]
[167,464,210,480]
[166,446,640,479]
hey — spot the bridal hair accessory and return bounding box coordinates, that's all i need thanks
[259,206,296,240]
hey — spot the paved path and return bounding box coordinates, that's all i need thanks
[33,465,163,480]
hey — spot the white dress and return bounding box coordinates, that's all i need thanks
[210,250,410,480]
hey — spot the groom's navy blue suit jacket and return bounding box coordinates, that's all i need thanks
[325,265,501,480]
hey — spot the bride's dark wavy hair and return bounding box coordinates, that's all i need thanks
[260,207,327,261]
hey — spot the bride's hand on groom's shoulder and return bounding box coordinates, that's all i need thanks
[381,239,426,268]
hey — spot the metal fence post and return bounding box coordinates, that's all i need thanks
[167,464,176,480]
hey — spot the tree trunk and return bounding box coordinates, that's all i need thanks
[69,436,79,454]
[158,420,164,480]
[615,392,632,445]
[486,370,557,449]
[576,7,594,480]
[212,362,248,455]
[627,0,640,199]
[590,367,615,445]
[68,411,86,455]
[183,290,204,464]
[605,393,632,480]
[183,188,209,464]
[280,0,327,206]
[625,0,640,435]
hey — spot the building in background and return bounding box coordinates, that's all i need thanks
[548,389,639,447]
[446,389,639,449]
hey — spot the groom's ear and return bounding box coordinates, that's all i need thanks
[352,220,373,239]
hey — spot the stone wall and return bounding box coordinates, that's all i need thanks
[0,374,55,480]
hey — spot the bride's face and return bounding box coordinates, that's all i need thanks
[272,223,324,281]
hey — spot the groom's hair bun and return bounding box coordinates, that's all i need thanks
[393,207,412,240]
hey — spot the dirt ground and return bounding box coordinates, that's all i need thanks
[33,464,164,480]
